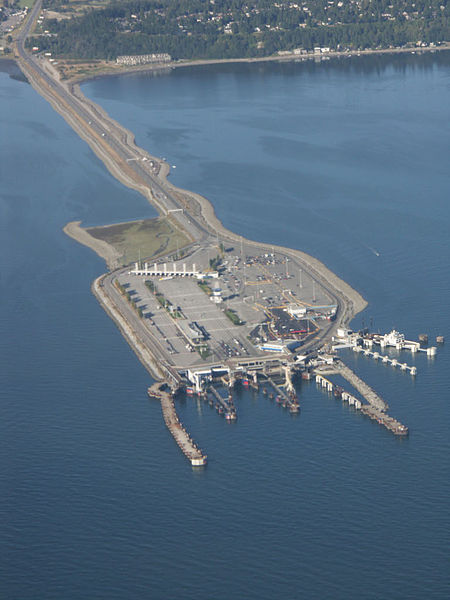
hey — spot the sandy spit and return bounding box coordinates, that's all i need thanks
[63,221,122,271]
[20,52,367,328]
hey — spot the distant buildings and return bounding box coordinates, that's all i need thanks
[116,53,171,66]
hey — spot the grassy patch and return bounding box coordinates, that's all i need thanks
[87,217,190,266]
[197,280,212,296]
[155,293,170,309]
[144,280,155,293]
[224,309,244,326]
[56,59,118,81]
[209,255,221,270]
[198,345,211,360]
[15,0,36,8]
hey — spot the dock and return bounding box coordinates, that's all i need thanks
[148,383,207,466]
[208,385,237,421]
[266,376,300,413]
[314,362,409,436]
[360,405,409,436]
[335,360,388,411]
[315,375,362,409]
[353,346,417,375]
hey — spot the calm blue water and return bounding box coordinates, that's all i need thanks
[1,53,449,599]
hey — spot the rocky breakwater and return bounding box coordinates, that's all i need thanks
[148,383,207,466]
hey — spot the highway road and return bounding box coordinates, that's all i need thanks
[14,2,362,374]
[15,0,211,246]
[100,268,182,383]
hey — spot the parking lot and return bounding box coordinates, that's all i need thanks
[119,242,335,368]
[119,273,259,367]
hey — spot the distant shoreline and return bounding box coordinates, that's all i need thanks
[63,42,450,85]
[19,15,450,382]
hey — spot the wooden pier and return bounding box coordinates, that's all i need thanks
[148,383,207,466]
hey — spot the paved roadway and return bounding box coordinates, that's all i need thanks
[100,270,180,379]
[16,3,353,368]
[15,0,211,246]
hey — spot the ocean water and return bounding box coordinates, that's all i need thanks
[1,53,449,599]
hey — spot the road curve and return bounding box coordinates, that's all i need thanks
[14,1,367,365]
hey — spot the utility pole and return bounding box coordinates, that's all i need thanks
[299,268,303,289]
[241,236,246,284]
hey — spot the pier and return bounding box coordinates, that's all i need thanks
[266,376,300,413]
[353,346,417,375]
[208,385,237,421]
[360,405,409,436]
[315,374,362,409]
[148,383,207,466]
[315,361,387,411]
[335,361,388,411]
[314,362,408,436]
[15,1,423,466]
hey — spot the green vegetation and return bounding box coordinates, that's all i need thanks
[27,0,449,60]
[16,0,36,8]
[115,279,126,294]
[145,279,155,293]
[115,279,144,317]
[87,217,190,266]
[148,281,184,319]
[209,254,221,270]
[224,308,243,326]
[198,344,211,360]
[197,279,212,296]
[0,0,34,12]
[155,292,169,308]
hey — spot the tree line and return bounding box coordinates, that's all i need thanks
[27,0,449,60]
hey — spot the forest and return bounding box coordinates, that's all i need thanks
[27,0,450,60]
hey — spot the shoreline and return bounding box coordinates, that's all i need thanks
[62,42,450,85]
[60,117,368,321]
[14,9,369,383]
[63,221,123,271]
[156,173,368,319]
[92,274,166,380]
[38,59,368,322]
[39,57,368,320]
